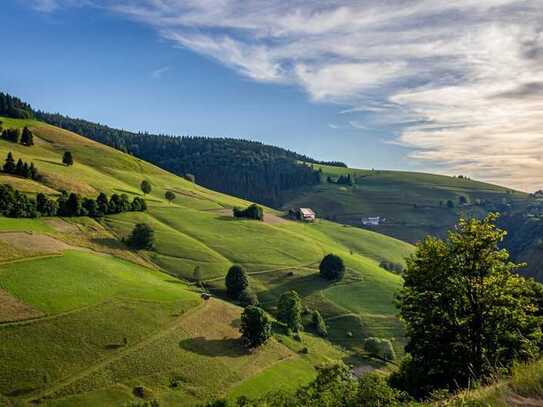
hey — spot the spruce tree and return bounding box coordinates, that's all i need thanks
[15,159,24,176]
[21,127,34,146]
[3,152,15,173]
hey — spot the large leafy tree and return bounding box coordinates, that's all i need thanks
[277,290,303,332]
[395,214,543,397]
[225,264,249,299]
[127,223,155,250]
[240,306,271,348]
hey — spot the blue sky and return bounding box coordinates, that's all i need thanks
[2,1,542,191]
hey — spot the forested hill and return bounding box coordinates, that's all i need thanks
[32,111,346,205]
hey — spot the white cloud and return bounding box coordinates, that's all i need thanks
[30,0,60,12]
[151,66,170,79]
[29,0,543,191]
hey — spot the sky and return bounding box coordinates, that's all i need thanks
[1,1,542,191]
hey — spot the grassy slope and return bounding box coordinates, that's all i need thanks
[0,118,413,406]
[447,359,543,406]
[280,164,529,243]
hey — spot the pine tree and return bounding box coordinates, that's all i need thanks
[29,163,38,180]
[15,159,24,176]
[20,127,34,146]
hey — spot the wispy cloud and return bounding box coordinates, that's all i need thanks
[30,0,543,191]
[151,66,170,80]
[29,0,60,12]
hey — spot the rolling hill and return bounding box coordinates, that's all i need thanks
[33,107,541,279]
[0,116,413,406]
[279,164,531,243]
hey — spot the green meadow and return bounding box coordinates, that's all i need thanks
[0,117,415,405]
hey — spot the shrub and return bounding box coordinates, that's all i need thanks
[363,337,396,361]
[319,253,345,281]
[312,310,328,337]
[277,290,303,332]
[233,204,264,221]
[357,372,402,406]
[379,261,405,275]
[225,264,249,299]
[238,289,259,307]
[133,386,154,399]
[127,223,155,250]
[240,306,272,348]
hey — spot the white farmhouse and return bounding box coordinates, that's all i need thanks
[362,216,383,226]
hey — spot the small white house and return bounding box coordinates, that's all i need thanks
[362,216,383,226]
[290,208,316,222]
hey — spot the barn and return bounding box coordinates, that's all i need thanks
[289,208,316,222]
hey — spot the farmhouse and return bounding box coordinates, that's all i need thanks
[362,216,383,226]
[289,208,316,222]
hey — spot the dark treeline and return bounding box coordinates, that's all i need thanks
[0,93,33,119]
[0,185,146,218]
[33,111,346,206]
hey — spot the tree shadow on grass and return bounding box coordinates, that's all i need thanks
[7,386,40,397]
[90,237,125,250]
[35,158,65,167]
[113,188,140,196]
[179,337,249,357]
[216,215,237,222]
[258,273,333,305]
[105,343,125,350]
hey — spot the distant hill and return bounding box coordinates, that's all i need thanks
[278,164,530,242]
[33,111,346,206]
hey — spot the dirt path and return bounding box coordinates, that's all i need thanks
[203,262,318,283]
[0,289,44,323]
[213,208,289,225]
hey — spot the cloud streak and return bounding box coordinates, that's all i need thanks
[33,0,543,191]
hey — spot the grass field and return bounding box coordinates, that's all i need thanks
[0,117,416,405]
[280,164,530,243]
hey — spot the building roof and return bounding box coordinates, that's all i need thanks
[299,208,315,216]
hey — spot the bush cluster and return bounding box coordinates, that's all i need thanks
[379,261,404,274]
[233,204,264,221]
[203,365,405,407]
[363,337,396,361]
